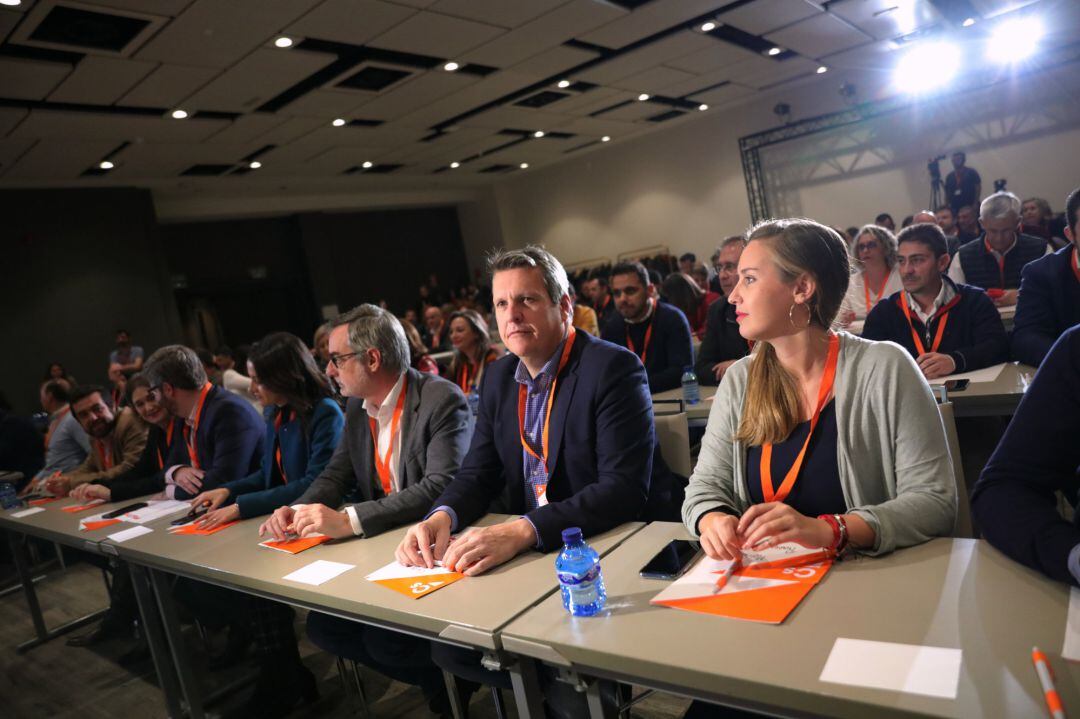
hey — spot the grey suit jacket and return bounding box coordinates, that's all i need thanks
[295,368,470,538]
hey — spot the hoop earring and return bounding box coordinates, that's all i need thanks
[788,302,812,330]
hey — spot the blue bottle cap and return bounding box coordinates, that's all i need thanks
[561,527,583,544]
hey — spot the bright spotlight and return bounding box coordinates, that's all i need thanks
[894,42,959,94]
[987,17,1042,63]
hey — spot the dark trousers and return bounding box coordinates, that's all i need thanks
[306,611,445,699]
[173,577,296,657]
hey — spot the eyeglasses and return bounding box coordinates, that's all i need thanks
[328,352,359,369]
[855,242,879,252]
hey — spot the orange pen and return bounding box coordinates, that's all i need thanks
[1032,647,1066,719]
[743,548,834,571]
[713,560,741,593]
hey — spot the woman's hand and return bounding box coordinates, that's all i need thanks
[697,512,743,560]
[194,503,240,530]
[190,487,229,512]
[737,502,834,550]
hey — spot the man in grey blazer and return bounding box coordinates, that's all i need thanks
[259,303,470,714]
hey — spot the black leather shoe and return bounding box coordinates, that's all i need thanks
[207,624,251,671]
[66,620,129,647]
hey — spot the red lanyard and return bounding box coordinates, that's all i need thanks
[182,383,212,469]
[597,295,610,314]
[369,377,407,496]
[44,406,70,449]
[1072,247,1080,284]
[759,333,839,504]
[984,238,1007,288]
[274,408,295,483]
[863,270,890,314]
[157,421,175,470]
[899,293,957,355]
[626,309,654,364]
[518,329,577,474]
[94,438,114,470]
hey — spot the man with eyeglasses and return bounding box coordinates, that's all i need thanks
[261,304,471,715]
[696,236,751,385]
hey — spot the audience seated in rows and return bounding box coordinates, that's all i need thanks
[447,309,501,401]
[837,224,903,328]
[399,318,440,375]
[695,236,750,386]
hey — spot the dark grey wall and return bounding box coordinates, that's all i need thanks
[0,187,181,416]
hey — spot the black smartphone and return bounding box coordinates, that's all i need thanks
[102,502,148,520]
[640,539,701,580]
[170,504,207,526]
[945,379,970,391]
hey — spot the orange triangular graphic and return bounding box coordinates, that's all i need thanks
[656,582,815,624]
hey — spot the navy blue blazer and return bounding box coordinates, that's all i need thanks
[223,398,344,518]
[1012,245,1080,367]
[601,300,694,392]
[432,330,670,550]
[174,385,264,500]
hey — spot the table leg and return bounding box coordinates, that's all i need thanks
[442,669,468,719]
[148,568,206,719]
[508,655,546,719]
[129,564,185,719]
[585,677,616,719]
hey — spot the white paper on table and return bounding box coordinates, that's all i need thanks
[819,638,962,699]
[1062,587,1080,660]
[928,362,1006,386]
[107,525,154,543]
[739,541,828,567]
[120,499,190,523]
[364,560,457,582]
[283,559,354,586]
[11,507,45,518]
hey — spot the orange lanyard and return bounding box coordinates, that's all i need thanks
[94,438,114,470]
[863,270,890,314]
[984,238,1007,288]
[1072,247,1080,284]
[44,406,70,449]
[182,383,212,469]
[157,421,175,470]
[597,295,610,314]
[369,377,407,496]
[759,333,839,504]
[626,309,654,364]
[274,408,294,483]
[899,293,956,355]
[517,328,577,474]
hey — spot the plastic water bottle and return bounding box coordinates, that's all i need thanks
[0,482,20,510]
[681,366,700,405]
[556,527,606,616]
[467,390,480,417]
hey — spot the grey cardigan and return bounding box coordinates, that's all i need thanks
[295,368,470,538]
[682,333,956,555]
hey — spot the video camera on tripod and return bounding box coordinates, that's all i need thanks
[927,154,946,181]
[927,155,947,208]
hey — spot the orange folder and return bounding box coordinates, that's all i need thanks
[63,500,106,513]
[171,520,239,536]
[260,535,331,554]
[81,519,121,531]
[29,497,61,506]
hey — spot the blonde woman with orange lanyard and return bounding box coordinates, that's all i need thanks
[836,224,902,330]
[684,218,955,567]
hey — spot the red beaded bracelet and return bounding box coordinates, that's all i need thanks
[818,513,848,552]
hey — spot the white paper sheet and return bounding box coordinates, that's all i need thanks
[820,638,962,699]
[365,560,456,582]
[1062,587,1080,660]
[107,525,154,543]
[120,499,190,523]
[928,362,1006,386]
[11,507,45,518]
[283,560,354,586]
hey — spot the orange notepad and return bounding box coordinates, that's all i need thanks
[259,534,331,554]
[365,561,465,599]
[63,499,106,513]
[170,520,239,536]
[29,497,61,506]
[81,519,122,531]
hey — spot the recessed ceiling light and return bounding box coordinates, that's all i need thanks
[249,161,262,169]
[170,109,188,120]
[767,47,782,56]
[637,93,650,101]
[987,17,1042,63]
[443,61,459,72]
[533,130,545,138]
[601,136,611,142]
[362,161,373,169]
[962,17,976,27]
[98,160,114,170]
[700,21,716,32]
[698,104,708,111]
[519,162,529,169]
[816,65,828,74]
[0,0,23,6]
[557,79,571,88]
[450,161,460,169]
[273,36,293,48]
[332,118,346,127]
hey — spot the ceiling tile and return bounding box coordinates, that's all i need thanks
[204,114,290,144]
[457,105,572,131]
[10,109,229,142]
[0,136,36,176]
[118,63,220,108]
[579,0,726,48]
[285,0,416,47]
[549,115,641,138]
[610,65,697,94]
[828,0,944,41]
[48,55,157,105]
[77,0,196,15]
[765,13,872,59]
[392,69,541,128]
[461,0,624,68]
[555,89,637,117]
[724,55,817,89]
[0,57,72,101]
[4,139,118,180]
[108,141,258,178]
[184,48,334,112]
[665,39,760,73]
[429,0,565,29]
[822,40,900,71]
[275,89,369,119]
[0,108,29,137]
[594,99,663,122]
[0,8,20,43]
[136,0,323,68]
[350,71,479,120]
[717,0,822,36]
[367,10,505,58]
[509,44,598,79]
[576,30,713,85]
[249,116,327,145]
[685,81,756,106]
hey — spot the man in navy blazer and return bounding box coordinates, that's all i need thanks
[1012,187,1080,367]
[143,345,264,500]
